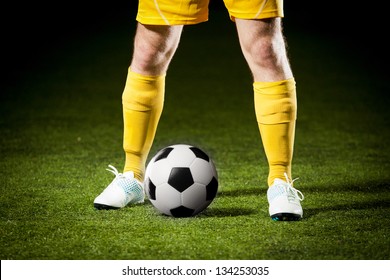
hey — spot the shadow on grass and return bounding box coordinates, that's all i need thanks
[144,181,390,219]
[303,180,390,218]
[196,187,261,217]
[305,199,390,219]
[304,180,390,194]
[200,206,257,218]
[142,198,257,218]
[217,187,263,197]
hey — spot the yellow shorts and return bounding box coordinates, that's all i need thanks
[136,0,284,25]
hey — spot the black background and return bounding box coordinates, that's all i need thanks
[1,0,386,83]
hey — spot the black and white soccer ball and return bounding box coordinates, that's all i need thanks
[145,144,218,217]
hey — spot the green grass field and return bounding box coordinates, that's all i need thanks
[1,7,390,260]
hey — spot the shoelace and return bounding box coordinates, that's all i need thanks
[106,164,134,182]
[283,173,304,201]
[106,165,134,180]
[106,165,122,177]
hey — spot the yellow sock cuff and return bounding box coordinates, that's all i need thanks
[254,78,297,124]
[122,69,166,111]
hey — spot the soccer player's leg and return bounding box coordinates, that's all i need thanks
[124,23,182,181]
[94,0,210,210]
[254,79,304,221]
[234,11,304,220]
[95,0,211,210]
[94,24,183,210]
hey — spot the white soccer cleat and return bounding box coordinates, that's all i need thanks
[267,173,304,221]
[94,165,145,210]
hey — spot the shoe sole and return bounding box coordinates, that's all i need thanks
[271,213,302,221]
[94,203,121,210]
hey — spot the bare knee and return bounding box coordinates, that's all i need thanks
[236,18,292,81]
[246,37,282,69]
[131,24,183,75]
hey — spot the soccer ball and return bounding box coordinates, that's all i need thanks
[145,144,218,217]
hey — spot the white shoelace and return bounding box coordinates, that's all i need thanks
[106,165,135,180]
[283,173,304,201]
[106,165,122,177]
[106,163,138,184]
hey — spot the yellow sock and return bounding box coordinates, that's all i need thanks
[254,78,297,186]
[122,69,165,181]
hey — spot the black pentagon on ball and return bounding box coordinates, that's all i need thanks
[206,177,218,200]
[146,178,156,200]
[189,147,209,162]
[153,147,174,162]
[168,167,194,192]
[170,206,195,217]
